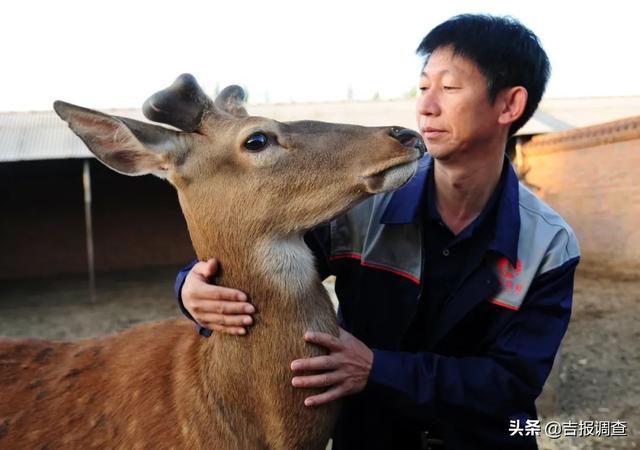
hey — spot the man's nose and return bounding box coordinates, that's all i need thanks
[416,90,440,116]
[389,127,426,156]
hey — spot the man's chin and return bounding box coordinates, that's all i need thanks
[425,146,452,161]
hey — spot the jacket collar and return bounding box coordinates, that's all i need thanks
[380,154,520,265]
[488,158,520,266]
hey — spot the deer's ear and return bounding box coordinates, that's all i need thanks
[54,101,185,177]
[214,85,248,118]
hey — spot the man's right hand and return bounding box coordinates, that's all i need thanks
[181,259,254,335]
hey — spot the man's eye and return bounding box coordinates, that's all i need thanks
[443,86,460,91]
[244,133,269,152]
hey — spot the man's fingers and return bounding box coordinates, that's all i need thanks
[304,331,342,351]
[190,284,249,303]
[190,260,248,301]
[201,313,253,327]
[303,386,346,407]
[194,299,254,315]
[291,371,341,388]
[290,355,338,372]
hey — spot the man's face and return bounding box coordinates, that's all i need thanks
[416,46,504,161]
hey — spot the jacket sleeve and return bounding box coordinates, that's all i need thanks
[174,224,333,336]
[303,222,334,280]
[367,256,579,423]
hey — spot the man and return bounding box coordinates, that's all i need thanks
[176,14,580,449]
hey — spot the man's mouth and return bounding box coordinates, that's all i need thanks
[422,127,446,139]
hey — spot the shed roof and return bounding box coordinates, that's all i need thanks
[0,109,148,162]
[2,96,639,162]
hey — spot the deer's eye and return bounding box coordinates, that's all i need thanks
[244,133,269,152]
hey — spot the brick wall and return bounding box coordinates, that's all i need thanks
[520,117,640,279]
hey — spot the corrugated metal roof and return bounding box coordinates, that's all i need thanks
[0,108,146,162]
[2,97,639,162]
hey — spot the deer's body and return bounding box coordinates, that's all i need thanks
[1,321,197,449]
[0,74,424,449]
[1,241,338,449]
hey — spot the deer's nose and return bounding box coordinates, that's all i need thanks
[389,127,425,156]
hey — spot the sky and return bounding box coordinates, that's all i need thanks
[1,0,639,112]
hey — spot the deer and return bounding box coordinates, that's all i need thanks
[0,74,424,449]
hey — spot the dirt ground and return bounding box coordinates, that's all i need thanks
[0,267,637,449]
[537,271,639,449]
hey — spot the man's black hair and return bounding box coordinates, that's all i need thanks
[417,14,550,136]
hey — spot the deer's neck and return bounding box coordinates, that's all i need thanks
[194,225,334,331]
[180,207,339,444]
[251,235,317,300]
[178,187,336,334]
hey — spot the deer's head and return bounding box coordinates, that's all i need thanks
[54,74,424,245]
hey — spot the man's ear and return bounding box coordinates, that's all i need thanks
[497,86,528,127]
[54,101,185,178]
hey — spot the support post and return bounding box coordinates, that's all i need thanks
[82,159,96,303]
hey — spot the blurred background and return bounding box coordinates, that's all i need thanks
[1,1,638,448]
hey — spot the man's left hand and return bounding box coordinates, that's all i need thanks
[291,327,373,406]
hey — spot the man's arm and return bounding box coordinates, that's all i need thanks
[293,257,578,423]
[175,260,198,322]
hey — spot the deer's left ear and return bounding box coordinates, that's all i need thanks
[54,101,186,178]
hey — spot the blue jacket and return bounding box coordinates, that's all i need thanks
[176,156,580,449]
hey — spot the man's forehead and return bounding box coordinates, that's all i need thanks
[421,47,475,78]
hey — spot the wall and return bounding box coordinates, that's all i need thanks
[520,116,640,279]
[0,159,194,280]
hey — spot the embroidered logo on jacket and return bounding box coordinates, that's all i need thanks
[496,257,524,295]
[490,257,524,310]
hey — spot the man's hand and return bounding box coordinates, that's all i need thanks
[290,327,373,406]
[181,259,254,335]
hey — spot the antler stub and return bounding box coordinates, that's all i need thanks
[142,73,213,132]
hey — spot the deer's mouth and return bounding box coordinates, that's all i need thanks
[360,156,421,193]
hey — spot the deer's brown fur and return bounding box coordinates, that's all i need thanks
[0,75,423,449]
